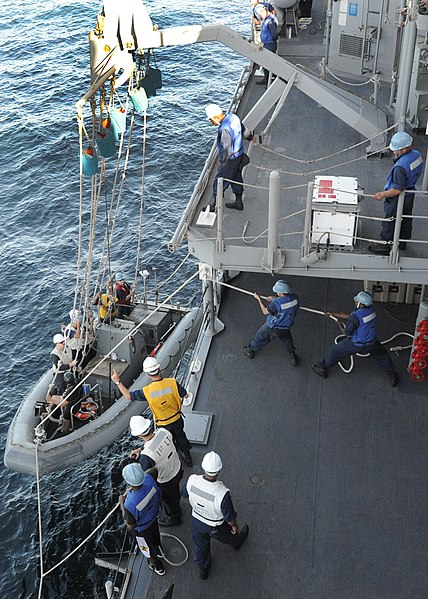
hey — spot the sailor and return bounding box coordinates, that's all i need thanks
[205,103,253,212]
[119,463,165,576]
[51,333,77,394]
[111,356,193,466]
[129,416,183,526]
[63,309,82,357]
[256,3,278,87]
[183,451,249,580]
[312,291,398,386]
[114,272,135,318]
[46,370,82,435]
[243,279,300,365]
[369,132,423,255]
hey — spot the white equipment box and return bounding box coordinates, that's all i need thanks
[311,176,359,246]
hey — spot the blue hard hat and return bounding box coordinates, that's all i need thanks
[389,132,413,151]
[263,2,275,11]
[273,279,291,294]
[115,272,125,282]
[122,463,145,486]
[353,291,373,306]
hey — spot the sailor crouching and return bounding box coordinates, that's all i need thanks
[128,415,183,527]
[183,451,249,580]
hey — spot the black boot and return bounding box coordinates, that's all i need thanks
[226,195,243,210]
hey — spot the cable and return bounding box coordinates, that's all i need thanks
[159,532,189,566]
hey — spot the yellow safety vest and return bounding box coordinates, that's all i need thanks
[143,378,182,426]
[98,293,117,320]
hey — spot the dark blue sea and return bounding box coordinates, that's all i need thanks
[0,1,247,596]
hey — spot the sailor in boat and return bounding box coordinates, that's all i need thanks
[46,371,82,435]
[205,103,253,212]
[92,286,117,323]
[129,416,184,527]
[63,309,82,358]
[311,291,399,386]
[50,333,77,394]
[112,356,193,467]
[368,132,424,255]
[183,451,249,580]
[114,272,135,318]
[243,279,300,366]
[119,463,166,576]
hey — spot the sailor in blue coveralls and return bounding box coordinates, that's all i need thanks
[369,132,423,255]
[183,451,249,580]
[205,103,253,212]
[312,291,398,386]
[256,3,278,86]
[243,279,300,366]
[119,463,166,576]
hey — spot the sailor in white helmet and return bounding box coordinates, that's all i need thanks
[112,356,193,466]
[129,415,183,526]
[183,451,249,580]
[50,333,77,394]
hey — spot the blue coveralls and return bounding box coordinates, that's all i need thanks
[249,293,299,354]
[213,113,245,201]
[320,307,394,373]
[260,13,278,80]
[123,474,162,558]
[182,484,241,569]
[380,149,423,242]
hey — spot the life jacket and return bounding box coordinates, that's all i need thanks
[143,378,183,425]
[64,324,81,350]
[142,428,181,484]
[350,307,377,346]
[98,292,117,320]
[51,345,73,367]
[115,281,131,305]
[266,293,299,329]
[124,474,160,532]
[261,13,278,44]
[217,113,244,162]
[384,149,423,194]
[187,474,229,527]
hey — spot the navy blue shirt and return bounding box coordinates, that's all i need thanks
[344,314,360,337]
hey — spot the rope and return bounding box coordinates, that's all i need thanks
[134,107,148,288]
[157,253,191,291]
[159,532,189,566]
[323,64,378,87]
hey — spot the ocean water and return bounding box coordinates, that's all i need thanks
[0,1,248,596]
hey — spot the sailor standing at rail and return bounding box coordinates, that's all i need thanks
[311,291,398,386]
[183,452,249,580]
[243,279,300,366]
[368,132,423,255]
[119,463,165,576]
[256,3,278,87]
[112,356,193,466]
[205,103,253,212]
[128,415,184,527]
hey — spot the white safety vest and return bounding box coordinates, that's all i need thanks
[187,474,230,526]
[64,324,82,350]
[142,429,181,484]
[50,345,73,368]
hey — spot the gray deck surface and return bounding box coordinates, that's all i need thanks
[141,7,428,598]
[145,271,428,599]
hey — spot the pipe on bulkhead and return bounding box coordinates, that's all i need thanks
[394,19,417,128]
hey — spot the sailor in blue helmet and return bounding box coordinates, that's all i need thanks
[369,132,423,255]
[312,291,398,386]
[256,3,279,87]
[243,279,300,366]
[205,103,253,212]
[119,463,165,576]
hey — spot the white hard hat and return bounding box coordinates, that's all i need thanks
[53,333,65,344]
[143,356,160,375]
[201,451,223,474]
[205,104,223,120]
[130,416,152,436]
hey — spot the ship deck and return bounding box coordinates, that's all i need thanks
[147,272,428,599]
[140,6,428,598]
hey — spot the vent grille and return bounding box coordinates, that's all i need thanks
[339,34,369,58]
